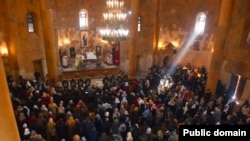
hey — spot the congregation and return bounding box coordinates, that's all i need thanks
[7,63,250,141]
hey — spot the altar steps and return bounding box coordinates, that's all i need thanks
[60,67,125,80]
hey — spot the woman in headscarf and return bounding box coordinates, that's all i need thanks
[46,117,56,141]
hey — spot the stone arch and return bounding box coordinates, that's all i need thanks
[239,17,250,48]
[227,61,250,78]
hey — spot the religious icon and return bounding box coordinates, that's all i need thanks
[81,31,88,47]
[69,47,76,58]
[96,46,101,56]
[193,41,200,50]
[113,44,120,65]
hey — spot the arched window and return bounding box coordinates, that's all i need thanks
[27,13,35,32]
[79,9,88,30]
[194,12,206,35]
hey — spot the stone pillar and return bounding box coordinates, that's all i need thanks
[0,56,20,141]
[39,0,58,82]
[2,0,20,82]
[128,0,139,79]
[153,0,161,65]
[206,0,234,94]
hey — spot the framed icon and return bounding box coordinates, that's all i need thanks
[81,31,88,47]
[96,46,102,56]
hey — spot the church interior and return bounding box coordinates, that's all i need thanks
[0,0,250,140]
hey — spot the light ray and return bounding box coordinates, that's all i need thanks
[167,33,199,75]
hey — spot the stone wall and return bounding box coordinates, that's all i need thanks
[158,27,214,69]
[1,0,250,102]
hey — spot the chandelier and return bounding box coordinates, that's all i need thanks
[100,0,129,44]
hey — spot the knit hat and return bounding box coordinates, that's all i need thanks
[124,110,129,115]
[125,82,129,86]
[33,105,39,109]
[115,97,120,104]
[96,114,101,120]
[135,123,139,128]
[67,111,72,116]
[42,92,47,97]
[81,136,87,141]
[114,108,119,113]
[30,130,37,139]
[105,111,109,117]
[17,105,23,111]
[41,104,48,111]
[24,128,30,136]
[69,100,74,104]
[122,97,127,102]
[49,117,53,123]
[146,127,151,134]
[23,123,28,128]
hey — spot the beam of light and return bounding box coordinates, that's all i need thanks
[232,75,240,105]
[167,32,199,76]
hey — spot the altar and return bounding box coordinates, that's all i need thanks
[74,51,98,68]
[61,64,124,80]
[59,47,123,80]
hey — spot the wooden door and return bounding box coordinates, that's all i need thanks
[33,60,44,82]
[227,74,238,99]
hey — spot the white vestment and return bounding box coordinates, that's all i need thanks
[62,56,68,67]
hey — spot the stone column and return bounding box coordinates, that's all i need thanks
[128,0,139,79]
[2,0,20,82]
[39,0,58,82]
[153,0,161,65]
[206,0,234,94]
[0,56,20,141]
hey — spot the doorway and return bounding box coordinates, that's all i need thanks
[33,59,44,82]
[228,73,246,103]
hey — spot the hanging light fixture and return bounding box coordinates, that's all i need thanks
[100,0,129,44]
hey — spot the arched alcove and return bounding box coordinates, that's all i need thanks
[227,61,250,103]
[228,61,250,78]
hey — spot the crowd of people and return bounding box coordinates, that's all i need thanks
[7,63,250,141]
